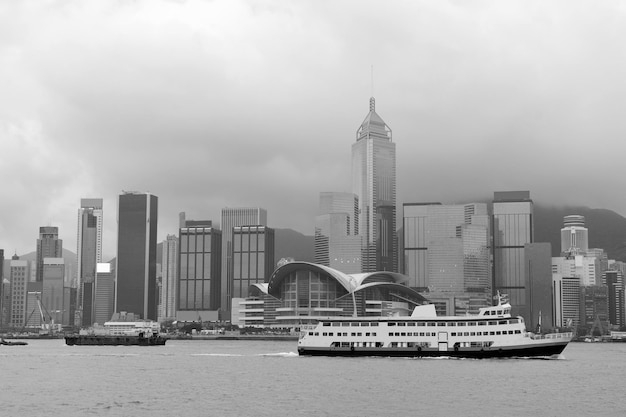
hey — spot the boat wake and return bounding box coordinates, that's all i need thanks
[258,351,298,358]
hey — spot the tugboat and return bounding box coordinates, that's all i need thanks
[65,319,167,346]
[298,293,572,358]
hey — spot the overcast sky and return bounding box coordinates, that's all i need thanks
[2,0,626,260]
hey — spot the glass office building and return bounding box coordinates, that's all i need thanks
[77,198,103,326]
[232,226,274,299]
[115,192,158,320]
[352,97,396,272]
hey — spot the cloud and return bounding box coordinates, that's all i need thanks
[2,0,626,261]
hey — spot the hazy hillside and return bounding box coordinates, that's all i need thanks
[534,205,626,261]
[274,228,314,263]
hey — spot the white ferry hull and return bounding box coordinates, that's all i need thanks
[298,339,569,359]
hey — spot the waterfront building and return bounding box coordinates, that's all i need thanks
[352,97,396,273]
[237,261,427,328]
[492,191,533,317]
[580,285,609,336]
[25,287,43,328]
[9,260,29,328]
[76,198,103,326]
[403,203,491,314]
[115,192,158,320]
[42,258,65,325]
[552,274,580,328]
[177,219,221,322]
[220,207,267,319]
[94,263,115,324]
[314,192,361,274]
[36,226,62,282]
[232,225,275,299]
[603,270,625,328]
[160,234,178,321]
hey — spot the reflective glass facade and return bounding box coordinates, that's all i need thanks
[77,198,103,326]
[115,192,158,320]
[352,98,396,272]
[178,224,221,311]
[160,235,178,320]
[492,192,533,313]
[232,226,274,299]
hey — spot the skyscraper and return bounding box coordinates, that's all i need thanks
[314,192,361,274]
[178,220,221,315]
[76,198,103,326]
[42,258,65,326]
[552,274,580,328]
[220,207,266,317]
[9,259,28,328]
[94,263,115,324]
[492,191,533,317]
[352,97,396,272]
[560,215,589,256]
[115,192,158,320]
[160,234,178,321]
[36,226,62,282]
[232,225,275,299]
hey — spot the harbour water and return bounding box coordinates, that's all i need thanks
[1,339,624,417]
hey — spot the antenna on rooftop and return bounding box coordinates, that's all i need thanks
[371,64,374,98]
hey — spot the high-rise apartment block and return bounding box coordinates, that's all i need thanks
[232,225,275,299]
[9,260,28,328]
[552,274,580,327]
[36,226,62,282]
[220,208,266,317]
[604,270,625,328]
[115,192,158,320]
[314,192,361,274]
[178,219,221,316]
[76,198,103,326]
[492,191,533,316]
[352,97,396,272]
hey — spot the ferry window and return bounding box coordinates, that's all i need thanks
[329,333,333,336]
[508,331,514,335]
[489,321,497,326]
[448,322,456,327]
[357,333,362,336]
[419,332,424,336]
[371,323,379,327]
[322,322,330,327]
[332,323,340,327]
[398,322,406,327]
[478,322,486,326]
[401,332,406,337]
[437,322,445,327]
[315,332,319,336]
[451,332,457,336]
[497,310,503,315]
[515,330,521,334]
[468,322,476,326]
[470,332,475,336]
[407,332,412,336]
[464,332,469,336]
[499,320,507,325]
[428,322,436,327]
[341,323,350,327]
[408,322,416,327]
[372,333,377,337]
[308,332,314,336]
[366,332,370,337]
[351,333,356,336]
[496,331,501,335]
[417,322,425,327]
[388,322,396,327]
[490,331,495,336]
[510,318,518,324]
[351,322,360,326]
[361,322,370,327]
[457,322,466,326]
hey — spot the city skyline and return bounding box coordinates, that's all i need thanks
[3,1,626,260]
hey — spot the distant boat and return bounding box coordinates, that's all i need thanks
[65,320,167,346]
[0,338,28,346]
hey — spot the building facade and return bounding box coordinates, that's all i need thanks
[403,202,491,314]
[314,192,361,274]
[492,191,533,317]
[76,198,103,326]
[94,263,115,324]
[36,226,63,282]
[42,258,65,326]
[604,270,625,328]
[237,261,427,328]
[232,225,275,300]
[220,207,267,317]
[9,260,28,328]
[115,192,158,320]
[160,234,178,321]
[560,215,589,256]
[352,97,396,273]
[178,220,222,316]
[552,274,580,328]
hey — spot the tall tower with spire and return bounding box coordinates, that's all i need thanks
[352,97,397,272]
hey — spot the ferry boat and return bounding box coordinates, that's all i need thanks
[297,294,572,358]
[65,320,167,346]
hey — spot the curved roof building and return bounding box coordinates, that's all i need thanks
[239,261,428,327]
